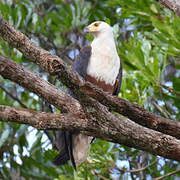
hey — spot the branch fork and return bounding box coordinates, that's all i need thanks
[0,15,180,161]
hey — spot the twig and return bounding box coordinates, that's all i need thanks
[0,84,27,108]
[160,83,180,96]
[91,171,109,180]
[118,159,157,173]
[153,169,180,180]
[151,98,170,118]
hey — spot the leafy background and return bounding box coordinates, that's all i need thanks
[0,0,179,179]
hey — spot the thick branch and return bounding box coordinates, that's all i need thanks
[0,105,180,161]
[0,55,180,160]
[0,105,87,131]
[0,56,82,114]
[0,16,179,139]
[2,57,179,161]
[81,85,180,139]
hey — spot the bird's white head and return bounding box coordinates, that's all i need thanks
[84,21,113,37]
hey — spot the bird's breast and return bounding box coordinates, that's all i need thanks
[85,75,115,94]
[87,45,120,85]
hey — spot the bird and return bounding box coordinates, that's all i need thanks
[53,21,122,168]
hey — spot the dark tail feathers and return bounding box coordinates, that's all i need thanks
[53,131,76,169]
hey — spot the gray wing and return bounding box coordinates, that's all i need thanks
[113,60,123,96]
[73,45,92,78]
[54,45,92,168]
[70,45,93,166]
[73,45,122,96]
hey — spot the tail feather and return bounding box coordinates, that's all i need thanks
[53,131,70,165]
[68,133,76,169]
[53,131,76,169]
[53,131,92,169]
[53,150,70,165]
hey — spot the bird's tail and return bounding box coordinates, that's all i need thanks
[53,131,76,168]
[53,131,93,168]
[72,133,93,166]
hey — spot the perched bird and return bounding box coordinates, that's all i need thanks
[54,21,122,168]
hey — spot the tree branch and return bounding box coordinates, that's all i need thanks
[158,0,180,16]
[117,159,157,173]
[0,105,180,161]
[0,16,179,140]
[0,56,82,114]
[154,169,180,180]
[0,84,27,108]
[160,83,180,96]
[80,85,180,139]
[0,16,180,161]
[0,105,87,131]
[1,53,180,162]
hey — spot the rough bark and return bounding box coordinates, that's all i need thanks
[158,0,180,16]
[0,56,82,114]
[0,16,179,139]
[0,105,87,131]
[1,105,180,161]
[82,85,180,139]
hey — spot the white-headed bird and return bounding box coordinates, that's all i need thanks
[54,21,122,168]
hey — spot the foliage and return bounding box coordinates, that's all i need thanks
[0,0,179,179]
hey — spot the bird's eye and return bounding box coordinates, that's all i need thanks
[94,22,99,27]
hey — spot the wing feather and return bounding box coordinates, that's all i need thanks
[73,45,92,78]
[113,60,123,96]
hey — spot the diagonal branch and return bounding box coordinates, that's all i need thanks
[82,85,180,139]
[158,0,180,16]
[154,169,180,180]
[117,159,158,173]
[0,55,180,161]
[0,84,27,108]
[1,104,180,161]
[0,16,179,139]
[0,56,82,114]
